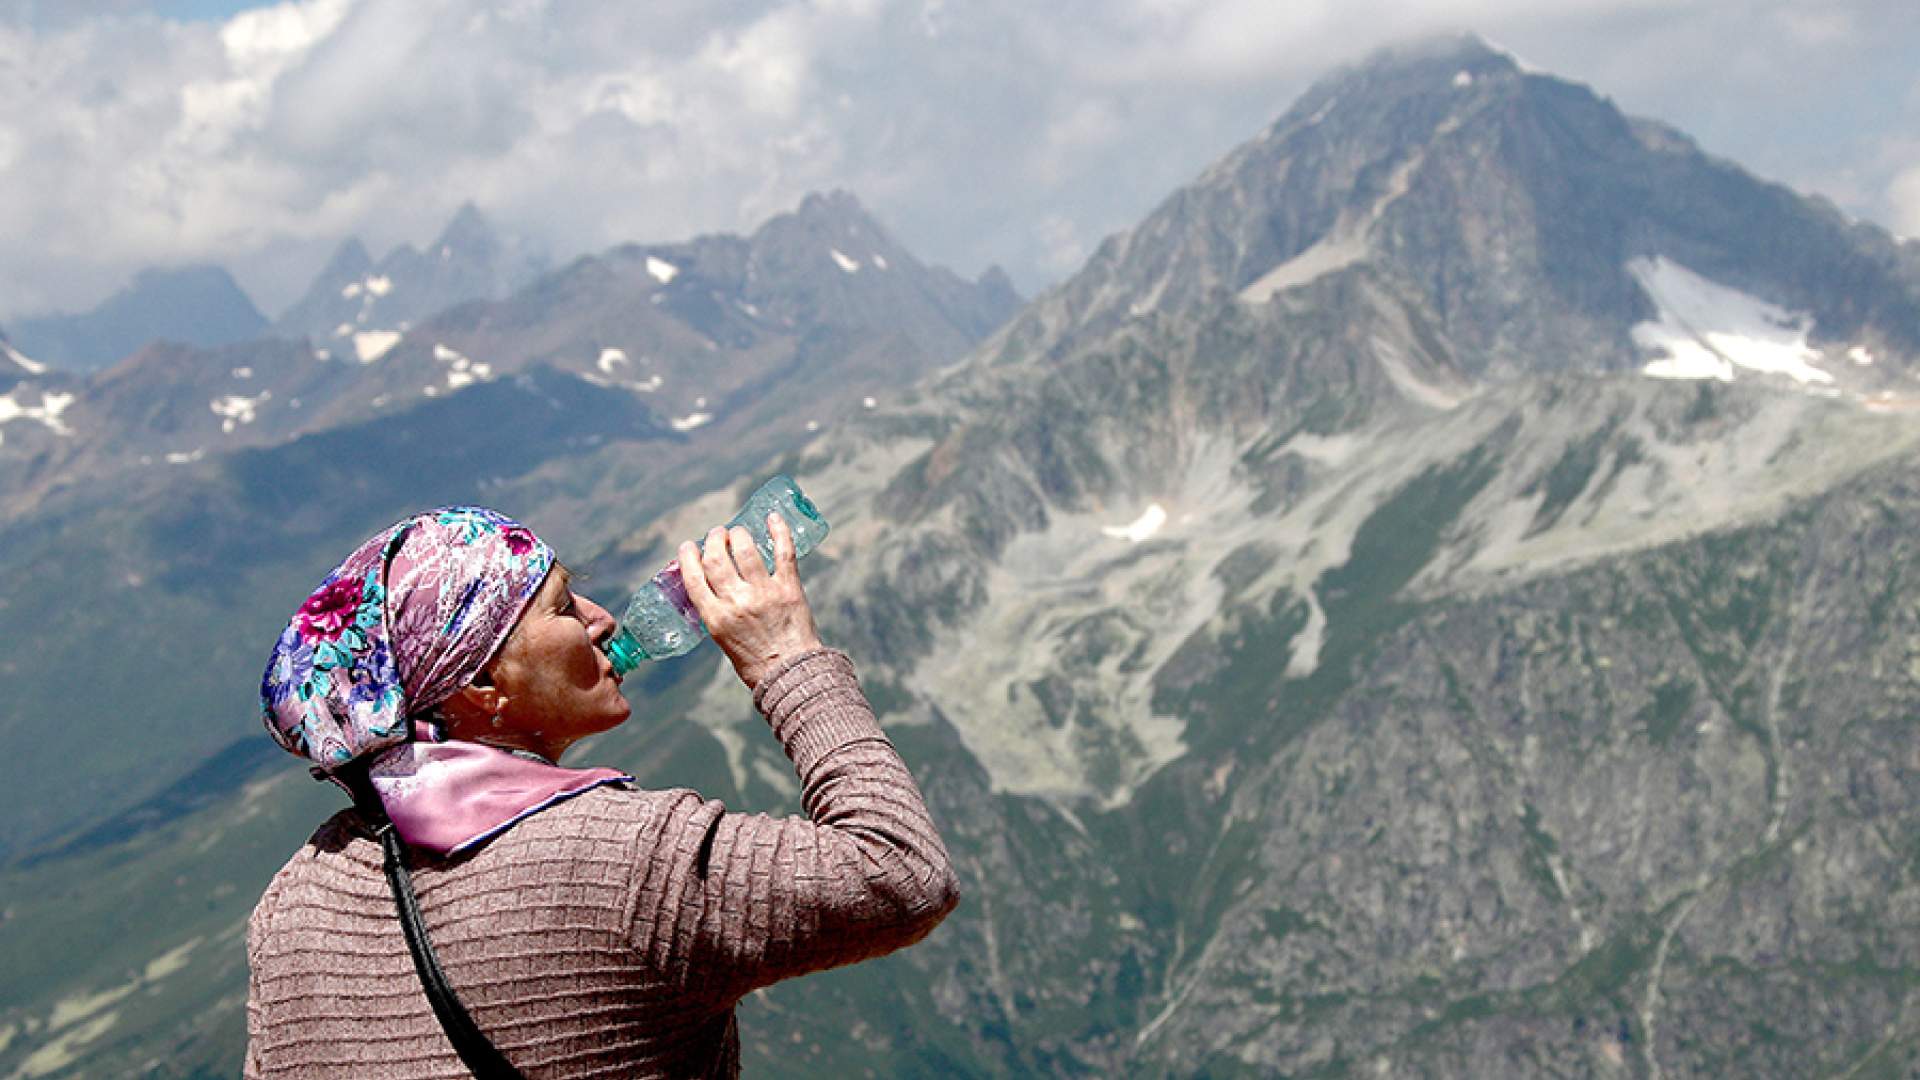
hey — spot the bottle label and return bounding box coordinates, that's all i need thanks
[653,560,698,622]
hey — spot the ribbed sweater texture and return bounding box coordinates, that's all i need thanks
[245,649,959,1078]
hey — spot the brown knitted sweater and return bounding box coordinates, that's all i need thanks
[245,649,959,1078]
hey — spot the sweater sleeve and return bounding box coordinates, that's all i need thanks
[243,877,279,1080]
[626,648,960,1003]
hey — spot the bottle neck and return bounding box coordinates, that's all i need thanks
[604,626,645,676]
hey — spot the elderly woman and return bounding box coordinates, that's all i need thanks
[246,505,958,1078]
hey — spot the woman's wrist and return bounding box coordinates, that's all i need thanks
[738,634,827,691]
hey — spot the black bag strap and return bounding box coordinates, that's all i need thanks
[340,765,526,1080]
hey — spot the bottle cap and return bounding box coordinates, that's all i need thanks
[604,627,644,676]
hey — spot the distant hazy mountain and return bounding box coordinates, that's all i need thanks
[6,34,1920,1080]
[271,203,549,342]
[0,191,1021,520]
[8,266,268,372]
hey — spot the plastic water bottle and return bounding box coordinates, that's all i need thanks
[603,475,830,674]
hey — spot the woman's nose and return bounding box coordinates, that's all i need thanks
[579,595,617,643]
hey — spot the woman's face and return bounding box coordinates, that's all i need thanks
[480,565,630,758]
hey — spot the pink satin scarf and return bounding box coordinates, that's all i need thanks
[369,739,631,855]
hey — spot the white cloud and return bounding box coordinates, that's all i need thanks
[0,0,1915,320]
[1891,165,1920,239]
[1034,215,1087,278]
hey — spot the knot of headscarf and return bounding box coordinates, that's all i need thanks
[262,507,629,854]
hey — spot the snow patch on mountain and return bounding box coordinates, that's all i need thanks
[1629,257,1832,385]
[1102,504,1168,542]
[354,331,403,363]
[3,340,45,375]
[670,412,714,432]
[1282,432,1366,466]
[210,391,271,433]
[433,344,491,389]
[830,249,861,274]
[340,274,394,300]
[1240,145,1430,302]
[646,257,678,284]
[1372,335,1467,410]
[598,347,629,374]
[0,389,75,444]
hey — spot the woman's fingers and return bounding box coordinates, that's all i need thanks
[672,512,820,688]
[677,539,716,608]
[729,525,769,582]
[701,526,742,589]
[768,512,798,581]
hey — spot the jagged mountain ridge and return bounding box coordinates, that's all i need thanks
[5,34,1920,1079]
[271,203,549,343]
[0,192,1021,520]
[992,36,1918,392]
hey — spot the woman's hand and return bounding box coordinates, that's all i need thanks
[679,512,825,690]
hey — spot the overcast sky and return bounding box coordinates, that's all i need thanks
[1,0,1916,321]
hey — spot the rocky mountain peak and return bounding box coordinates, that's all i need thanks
[273,204,545,341]
[7,265,267,372]
[793,188,870,223]
[752,188,897,266]
[431,202,500,260]
[975,265,1021,311]
[988,35,1920,399]
[1282,31,1520,123]
[729,190,1022,357]
[314,236,374,282]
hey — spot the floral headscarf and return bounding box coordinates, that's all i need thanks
[262,507,629,853]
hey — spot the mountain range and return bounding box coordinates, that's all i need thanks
[4,32,1920,1078]
[0,187,1019,857]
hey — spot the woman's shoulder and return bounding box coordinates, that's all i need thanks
[249,808,380,944]
[522,781,708,830]
[307,806,374,848]
[260,809,378,886]
[480,782,711,852]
